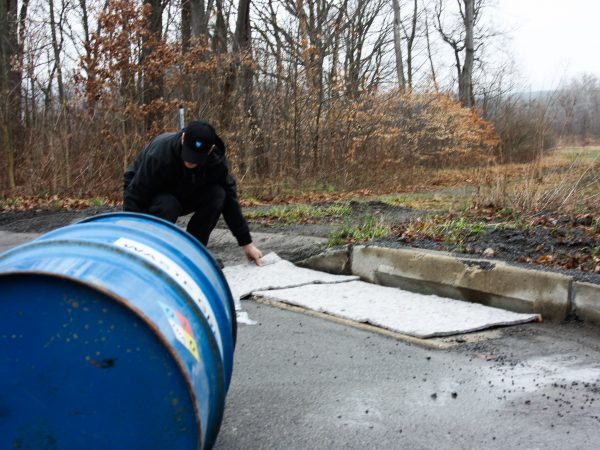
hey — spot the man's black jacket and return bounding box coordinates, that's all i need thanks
[123,130,252,246]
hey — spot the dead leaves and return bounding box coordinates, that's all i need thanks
[392,208,599,274]
[532,252,599,271]
[0,196,120,212]
[535,254,555,265]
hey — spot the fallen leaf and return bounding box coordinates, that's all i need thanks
[535,254,555,264]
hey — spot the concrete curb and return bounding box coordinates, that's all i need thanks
[573,282,600,325]
[296,247,352,274]
[302,245,578,321]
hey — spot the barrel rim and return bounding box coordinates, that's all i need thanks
[79,212,238,343]
[0,270,204,450]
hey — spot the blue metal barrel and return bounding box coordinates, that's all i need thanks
[0,212,236,449]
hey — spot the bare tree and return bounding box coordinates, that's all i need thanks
[182,0,213,51]
[48,0,66,108]
[459,0,474,107]
[76,0,107,113]
[344,0,389,99]
[213,0,227,54]
[1,0,28,190]
[236,0,270,176]
[556,74,600,144]
[435,0,482,107]
[392,0,405,89]
[424,12,438,91]
[394,0,419,89]
[191,0,213,37]
[141,0,167,128]
[181,0,191,53]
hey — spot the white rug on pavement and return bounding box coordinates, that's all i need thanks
[223,252,359,301]
[253,280,540,338]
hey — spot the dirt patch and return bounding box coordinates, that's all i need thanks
[347,200,432,223]
[384,211,600,284]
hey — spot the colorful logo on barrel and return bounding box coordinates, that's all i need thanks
[159,302,200,362]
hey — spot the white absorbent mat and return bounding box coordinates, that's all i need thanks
[253,280,540,338]
[223,252,358,301]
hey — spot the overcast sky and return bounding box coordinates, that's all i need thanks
[495,0,600,90]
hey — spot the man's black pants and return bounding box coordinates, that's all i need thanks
[147,184,226,246]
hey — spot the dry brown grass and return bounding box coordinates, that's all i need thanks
[472,147,600,215]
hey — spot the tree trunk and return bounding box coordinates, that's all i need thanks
[236,0,268,176]
[142,0,164,130]
[235,0,251,51]
[180,0,192,102]
[392,0,405,90]
[424,14,438,91]
[406,0,418,88]
[213,0,227,54]
[188,0,212,111]
[49,0,65,108]
[0,0,20,190]
[214,0,233,129]
[191,0,212,37]
[1,120,15,190]
[78,0,93,110]
[181,0,191,52]
[459,0,474,107]
[435,0,479,106]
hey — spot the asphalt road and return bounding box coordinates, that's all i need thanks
[216,300,600,449]
[2,228,600,449]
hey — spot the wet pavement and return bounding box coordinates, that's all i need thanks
[216,300,600,449]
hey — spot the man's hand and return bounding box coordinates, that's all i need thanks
[243,243,263,266]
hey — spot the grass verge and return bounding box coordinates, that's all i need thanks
[245,203,351,224]
[327,216,391,246]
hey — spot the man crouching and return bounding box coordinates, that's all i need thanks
[123,120,262,265]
